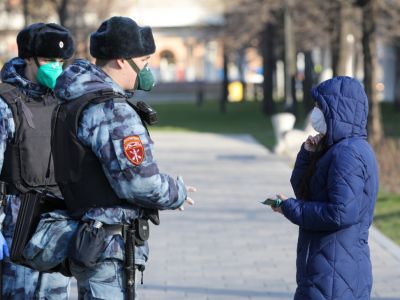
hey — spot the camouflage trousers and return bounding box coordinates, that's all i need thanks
[2,259,70,300]
[70,259,139,300]
[2,195,71,299]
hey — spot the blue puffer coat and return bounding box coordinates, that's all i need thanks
[281,76,379,300]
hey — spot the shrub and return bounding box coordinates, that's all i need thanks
[375,138,400,194]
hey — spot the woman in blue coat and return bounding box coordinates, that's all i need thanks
[273,76,379,300]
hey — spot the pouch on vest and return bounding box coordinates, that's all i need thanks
[68,221,108,268]
[10,190,67,269]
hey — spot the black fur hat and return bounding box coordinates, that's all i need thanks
[90,16,156,59]
[17,23,75,59]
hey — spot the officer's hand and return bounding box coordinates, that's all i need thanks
[271,194,288,214]
[178,186,196,211]
[0,232,9,260]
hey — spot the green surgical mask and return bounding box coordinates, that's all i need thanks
[36,61,63,89]
[128,59,156,92]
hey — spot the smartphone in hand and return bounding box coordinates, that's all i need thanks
[260,198,282,207]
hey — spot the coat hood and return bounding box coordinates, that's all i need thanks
[311,76,369,146]
[1,57,50,99]
[54,59,125,101]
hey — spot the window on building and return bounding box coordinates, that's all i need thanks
[160,50,177,82]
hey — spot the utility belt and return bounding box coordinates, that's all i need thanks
[69,218,152,268]
[69,212,157,300]
[96,219,152,244]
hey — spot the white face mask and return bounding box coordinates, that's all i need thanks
[310,107,327,134]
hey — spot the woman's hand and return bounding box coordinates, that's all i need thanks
[304,134,324,152]
[271,194,288,214]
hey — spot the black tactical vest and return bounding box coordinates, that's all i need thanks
[51,90,125,218]
[0,83,60,196]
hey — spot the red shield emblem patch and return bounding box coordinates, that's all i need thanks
[123,136,145,166]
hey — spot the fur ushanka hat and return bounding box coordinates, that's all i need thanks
[17,23,75,59]
[90,16,156,59]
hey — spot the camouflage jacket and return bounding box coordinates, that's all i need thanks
[54,59,187,264]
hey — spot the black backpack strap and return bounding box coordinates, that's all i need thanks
[54,89,126,137]
[0,82,17,95]
[125,99,155,137]
[0,83,35,142]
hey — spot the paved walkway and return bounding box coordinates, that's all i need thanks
[71,132,400,299]
[139,132,400,300]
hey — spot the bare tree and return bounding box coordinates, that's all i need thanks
[354,0,383,145]
[261,22,277,114]
[221,46,228,113]
[224,0,285,114]
[395,41,400,111]
[377,1,400,112]
[210,0,400,125]
[50,0,69,26]
[23,0,29,26]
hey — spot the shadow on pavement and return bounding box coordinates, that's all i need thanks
[143,284,293,298]
[372,298,400,300]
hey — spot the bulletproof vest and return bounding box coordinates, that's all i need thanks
[0,83,60,196]
[51,90,126,218]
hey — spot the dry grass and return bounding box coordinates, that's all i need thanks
[375,138,400,194]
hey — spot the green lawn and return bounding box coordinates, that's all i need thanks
[374,192,400,245]
[150,101,399,148]
[151,101,276,149]
[381,102,400,138]
[150,100,400,244]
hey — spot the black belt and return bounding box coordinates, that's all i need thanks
[103,224,125,236]
[96,222,149,243]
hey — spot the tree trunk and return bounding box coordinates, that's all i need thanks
[394,42,400,111]
[261,23,276,115]
[284,0,296,113]
[361,0,383,145]
[237,48,247,102]
[331,29,340,77]
[303,51,315,112]
[23,0,29,26]
[331,0,352,77]
[196,81,205,107]
[220,48,228,114]
[56,0,69,26]
[338,0,352,76]
[291,75,297,107]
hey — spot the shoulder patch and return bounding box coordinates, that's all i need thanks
[123,136,145,166]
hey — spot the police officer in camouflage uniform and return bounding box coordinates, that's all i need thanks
[51,16,195,299]
[0,23,74,299]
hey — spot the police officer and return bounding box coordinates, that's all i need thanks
[0,23,74,299]
[52,16,195,299]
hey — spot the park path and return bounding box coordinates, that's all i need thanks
[137,132,400,300]
[69,131,400,299]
